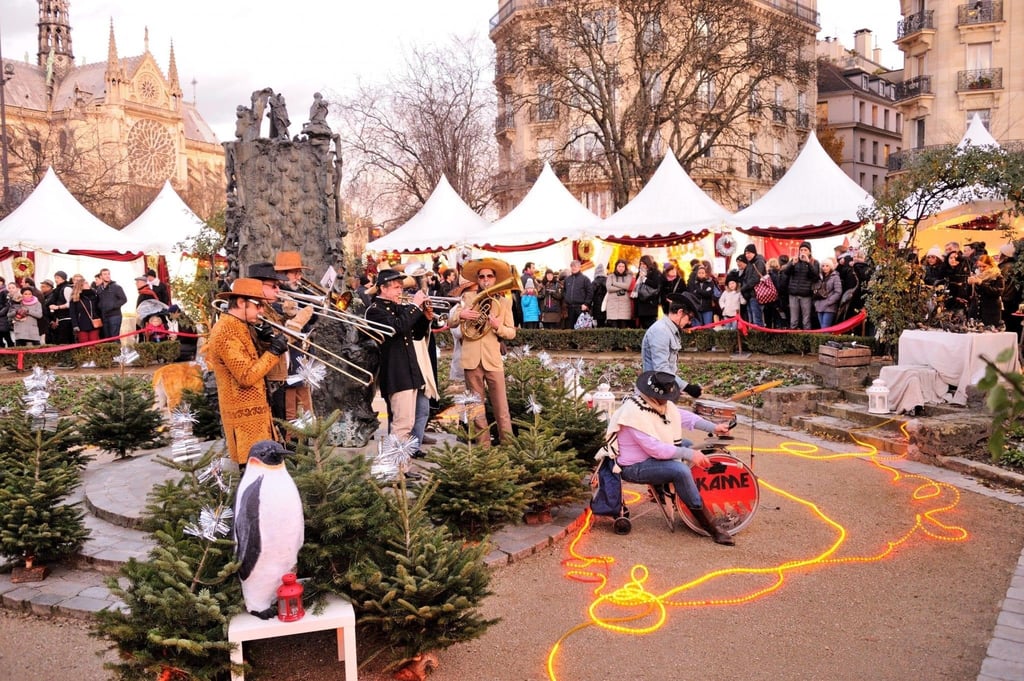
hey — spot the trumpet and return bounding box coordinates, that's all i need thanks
[257,315,374,386]
[277,289,395,344]
[398,294,462,311]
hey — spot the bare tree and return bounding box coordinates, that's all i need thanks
[498,0,815,208]
[334,35,496,229]
[4,120,129,224]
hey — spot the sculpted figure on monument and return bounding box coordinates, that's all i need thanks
[268,92,291,141]
[302,92,332,137]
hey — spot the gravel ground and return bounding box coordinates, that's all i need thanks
[3,423,1023,681]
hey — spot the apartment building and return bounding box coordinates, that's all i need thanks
[892,0,1022,169]
[488,0,820,217]
[816,30,904,193]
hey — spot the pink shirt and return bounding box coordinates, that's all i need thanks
[615,405,716,466]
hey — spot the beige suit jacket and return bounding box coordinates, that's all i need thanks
[451,294,515,371]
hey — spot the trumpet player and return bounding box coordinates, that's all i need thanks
[273,252,317,420]
[448,258,516,445]
[205,278,290,467]
[365,268,431,446]
[247,263,293,421]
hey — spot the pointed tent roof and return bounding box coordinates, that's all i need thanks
[0,168,139,253]
[595,150,734,246]
[367,175,490,253]
[471,163,599,251]
[735,132,874,238]
[957,112,999,150]
[120,181,207,253]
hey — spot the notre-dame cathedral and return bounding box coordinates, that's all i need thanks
[1,0,225,225]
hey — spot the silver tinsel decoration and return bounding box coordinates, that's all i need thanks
[289,411,317,431]
[183,505,233,541]
[21,366,59,430]
[526,394,543,415]
[196,458,230,492]
[370,434,418,481]
[537,351,552,367]
[113,347,141,366]
[293,355,327,390]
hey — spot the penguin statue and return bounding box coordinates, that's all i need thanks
[233,439,304,619]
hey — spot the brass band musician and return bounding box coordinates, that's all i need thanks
[447,258,516,445]
[247,263,292,420]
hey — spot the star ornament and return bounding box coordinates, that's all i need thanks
[184,505,234,541]
[114,348,141,366]
[295,356,328,390]
[526,394,543,415]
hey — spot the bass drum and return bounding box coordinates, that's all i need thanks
[677,453,759,537]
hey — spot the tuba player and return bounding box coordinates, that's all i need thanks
[448,258,516,445]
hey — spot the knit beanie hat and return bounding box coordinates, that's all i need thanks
[744,244,757,255]
[799,241,812,251]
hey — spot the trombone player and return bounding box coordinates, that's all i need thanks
[448,258,516,445]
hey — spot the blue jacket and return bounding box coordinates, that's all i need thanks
[521,293,540,323]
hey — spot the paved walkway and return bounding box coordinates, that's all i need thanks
[1,420,1022,680]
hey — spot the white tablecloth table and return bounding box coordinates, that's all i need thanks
[879,365,948,414]
[897,330,1021,405]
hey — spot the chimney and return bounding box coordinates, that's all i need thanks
[854,29,872,58]
[873,47,883,65]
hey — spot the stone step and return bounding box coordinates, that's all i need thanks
[841,389,969,417]
[82,451,184,530]
[817,401,910,431]
[790,414,909,456]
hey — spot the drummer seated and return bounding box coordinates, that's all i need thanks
[609,371,735,546]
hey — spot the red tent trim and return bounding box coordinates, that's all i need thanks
[737,221,862,239]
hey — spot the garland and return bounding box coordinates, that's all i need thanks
[12,257,34,279]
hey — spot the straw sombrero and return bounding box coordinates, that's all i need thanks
[215,278,278,301]
[461,258,512,284]
[274,251,312,271]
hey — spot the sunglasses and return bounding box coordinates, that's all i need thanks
[478,273,496,280]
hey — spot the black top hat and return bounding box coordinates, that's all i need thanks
[636,371,681,403]
[247,262,288,282]
[665,292,699,316]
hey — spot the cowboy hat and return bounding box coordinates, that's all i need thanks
[247,262,288,282]
[404,261,431,278]
[636,371,681,403]
[665,292,700,316]
[215,278,278,301]
[461,258,512,284]
[274,251,312,271]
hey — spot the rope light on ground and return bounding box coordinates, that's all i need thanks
[549,432,969,681]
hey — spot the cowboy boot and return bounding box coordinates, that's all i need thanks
[690,504,735,546]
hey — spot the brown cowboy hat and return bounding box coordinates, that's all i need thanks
[461,258,512,284]
[274,251,312,271]
[215,278,278,301]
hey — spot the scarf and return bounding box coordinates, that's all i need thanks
[606,394,681,446]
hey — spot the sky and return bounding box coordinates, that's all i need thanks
[2,0,903,144]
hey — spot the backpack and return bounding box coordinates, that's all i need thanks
[589,434,631,534]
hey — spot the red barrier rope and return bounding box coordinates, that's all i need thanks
[0,330,203,371]
[689,310,867,336]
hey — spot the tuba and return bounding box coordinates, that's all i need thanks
[460,275,522,341]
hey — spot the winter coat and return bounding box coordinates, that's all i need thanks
[0,292,11,333]
[591,274,607,316]
[96,280,128,318]
[999,256,1021,321]
[971,267,1004,326]
[688,277,716,314]
[521,292,540,323]
[70,289,100,332]
[634,269,662,320]
[562,272,594,307]
[365,296,429,397]
[10,296,43,342]
[783,257,820,297]
[538,280,563,325]
[659,274,686,314]
[604,273,634,321]
[739,254,768,301]
[813,270,843,315]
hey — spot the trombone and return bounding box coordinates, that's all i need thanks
[257,314,374,386]
[277,289,395,344]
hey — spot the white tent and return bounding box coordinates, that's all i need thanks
[734,133,874,239]
[120,181,207,253]
[0,167,140,252]
[367,175,490,253]
[470,163,600,250]
[595,150,735,245]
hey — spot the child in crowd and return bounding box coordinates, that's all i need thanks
[521,278,540,329]
[718,279,744,330]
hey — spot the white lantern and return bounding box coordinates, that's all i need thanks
[866,378,890,414]
[592,383,618,419]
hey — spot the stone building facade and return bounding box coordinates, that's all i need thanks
[0,0,224,225]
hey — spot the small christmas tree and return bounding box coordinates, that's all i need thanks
[425,439,529,539]
[79,374,168,458]
[501,405,589,514]
[178,387,222,441]
[0,398,89,572]
[349,475,498,667]
[94,448,241,681]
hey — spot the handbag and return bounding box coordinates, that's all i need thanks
[83,303,103,329]
[812,279,828,300]
[754,275,778,304]
[574,311,596,329]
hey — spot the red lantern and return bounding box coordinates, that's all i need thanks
[276,573,305,622]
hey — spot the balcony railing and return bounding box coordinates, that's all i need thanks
[795,111,810,129]
[756,0,819,26]
[771,105,786,124]
[747,161,762,179]
[495,113,515,135]
[897,10,935,40]
[530,103,558,123]
[958,1,1002,25]
[887,140,1024,172]
[771,165,786,181]
[895,75,933,100]
[490,0,555,31]
[958,68,1002,91]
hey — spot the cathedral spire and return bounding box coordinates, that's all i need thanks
[37,1,74,71]
[106,18,118,68]
[167,40,181,91]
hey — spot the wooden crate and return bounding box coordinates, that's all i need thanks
[818,345,871,367]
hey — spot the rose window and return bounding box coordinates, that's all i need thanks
[127,120,175,184]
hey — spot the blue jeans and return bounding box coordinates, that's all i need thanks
[746,297,764,326]
[700,310,714,326]
[619,457,703,509]
[102,315,122,340]
[818,311,835,329]
[412,389,429,449]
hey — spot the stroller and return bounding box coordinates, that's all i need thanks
[589,434,632,534]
